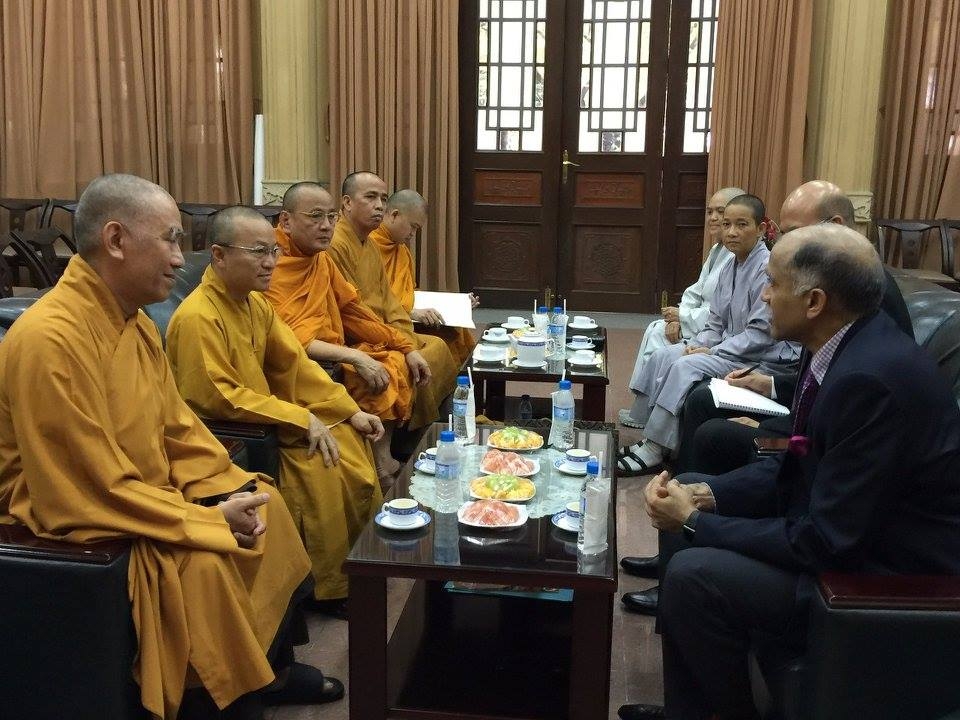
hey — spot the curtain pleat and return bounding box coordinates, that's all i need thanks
[0,0,254,204]
[704,0,812,256]
[328,0,460,291]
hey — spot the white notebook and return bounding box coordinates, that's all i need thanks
[708,377,790,417]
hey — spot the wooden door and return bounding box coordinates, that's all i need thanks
[459,0,719,312]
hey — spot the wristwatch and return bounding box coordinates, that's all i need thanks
[682,509,700,542]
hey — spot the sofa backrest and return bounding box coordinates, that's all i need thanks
[895,275,960,405]
[142,251,210,343]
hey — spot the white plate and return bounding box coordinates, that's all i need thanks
[512,359,547,369]
[554,458,588,476]
[551,512,579,533]
[473,353,505,363]
[457,501,529,529]
[414,459,436,475]
[568,322,598,331]
[469,476,537,502]
[566,342,594,350]
[481,333,511,344]
[375,510,432,531]
[501,322,529,331]
[567,357,600,368]
[479,456,540,477]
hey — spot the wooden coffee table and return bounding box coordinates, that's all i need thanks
[471,324,610,421]
[344,422,619,720]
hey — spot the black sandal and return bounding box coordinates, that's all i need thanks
[616,448,661,477]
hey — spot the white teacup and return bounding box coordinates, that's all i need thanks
[515,332,555,365]
[418,447,438,464]
[564,500,582,524]
[474,344,503,362]
[565,448,592,471]
[505,315,530,328]
[570,335,592,348]
[573,315,595,326]
[382,498,420,526]
[571,349,596,364]
[483,327,508,341]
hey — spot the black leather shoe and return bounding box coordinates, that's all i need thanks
[620,554,660,578]
[618,703,666,719]
[305,597,348,620]
[621,586,659,615]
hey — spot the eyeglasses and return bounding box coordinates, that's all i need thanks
[217,243,283,259]
[120,222,186,247]
[299,210,339,224]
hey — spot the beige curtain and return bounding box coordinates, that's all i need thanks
[328,0,459,291]
[704,0,813,255]
[0,0,254,204]
[874,0,960,220]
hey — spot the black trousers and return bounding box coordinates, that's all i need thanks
[655,475,807,720]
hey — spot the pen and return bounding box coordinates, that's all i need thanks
[732,363,761,378]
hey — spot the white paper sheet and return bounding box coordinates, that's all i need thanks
[413,291,476,329]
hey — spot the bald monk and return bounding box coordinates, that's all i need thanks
[166,207,384,619]
[0,174,341,720]
[328,171,459,428]
[369,189,478,366]
[265,182,429,479]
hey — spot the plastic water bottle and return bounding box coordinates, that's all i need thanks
[452,375,474,444]
[434,430,462,512]
[548,306,567,359]
[549,379,575,450]
[578,459,600,551]
[580,465,610,555]
[533,305,550,333]
[518,394,534,420]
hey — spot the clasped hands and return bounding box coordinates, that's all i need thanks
[219,491,269,548]
[645,471,716,533]
[306,411,385,468]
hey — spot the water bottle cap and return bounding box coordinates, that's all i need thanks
[553,306,563,313]
[586,459,600,474]
[537,306,548,313]
[558,379,572,390]
[457,375,470,386]
[439,430,455,442]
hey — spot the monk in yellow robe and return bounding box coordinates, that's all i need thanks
[369,189,478,366]
[0,175,341,720]
[167,207,383,616]
[328,171,459,429]
[265,182,430,479]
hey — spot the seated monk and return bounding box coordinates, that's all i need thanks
[369,189,478,366]
[0,174,341,720]
[166,206,384,620]
[328,171,459,429]
[264,182,430,480]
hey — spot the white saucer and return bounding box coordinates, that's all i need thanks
[414,459,436,475]
[375,510,431,531]
[501,322,529,331]
[512,359,547,369]
[554,458,588,476]
[551,512,579,533]
[473,353,504,363]
[481,333,511,344]
[567,357,600,368]
[568,322,598,331]
[567,342,594,350]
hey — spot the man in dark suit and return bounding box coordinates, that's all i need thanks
[620,181,915,613]
[618,225,960,720]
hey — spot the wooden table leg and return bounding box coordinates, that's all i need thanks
[348,575,388,720]
[473,377,486,416]
[581,385,606,421]
[486,379,506,420]
[569,589,613,720]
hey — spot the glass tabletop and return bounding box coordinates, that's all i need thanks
[470,324,609,383]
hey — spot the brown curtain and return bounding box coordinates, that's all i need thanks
[328,0,460,291]
[874,0,960,221]
[704,0,813,255]
[0,0,254,204]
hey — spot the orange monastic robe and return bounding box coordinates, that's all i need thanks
[264,226,414,423]
[328,220,459,429]
[0,257,311,719]
[369,223,476,366]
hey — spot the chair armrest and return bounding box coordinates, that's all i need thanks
[203,418,280,478]
[819,572,960,610]
[319,360,344,383]
[0,523,130,564]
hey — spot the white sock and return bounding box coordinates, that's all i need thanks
[637,440,664,467]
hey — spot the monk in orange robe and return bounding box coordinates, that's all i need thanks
[264,182,430,478]
[0,174,340,719]
[369,189,478,366]
[328,172,459,429]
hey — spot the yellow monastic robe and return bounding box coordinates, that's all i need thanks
[166,267,382,600]
[0,257,311,720]
[265,226,415,422]
[329,220,459,428]
[369,223,477,366]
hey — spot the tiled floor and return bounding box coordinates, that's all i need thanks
[270,313,665,719]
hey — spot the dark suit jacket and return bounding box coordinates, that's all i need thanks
[694,311,960,576]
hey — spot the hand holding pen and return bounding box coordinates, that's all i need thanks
[724,363,774,398]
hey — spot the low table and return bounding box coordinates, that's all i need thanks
[471,324,610,421]
[344,422,618,720]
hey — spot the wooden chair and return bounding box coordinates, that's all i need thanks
[0,232,57,293]
[178,203,227,250]
[12,227,76,281]
[875,218,958,290]
[252,204,282,225]
[941,219,960,282]
[0,198,47,234]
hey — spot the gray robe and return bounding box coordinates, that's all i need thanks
[632,240,800,450]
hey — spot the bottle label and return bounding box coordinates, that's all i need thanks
[435,462,459,480]
[453,399,467,416]
[554,406,573,421]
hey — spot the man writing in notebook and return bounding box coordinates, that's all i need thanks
[617,224,960,720]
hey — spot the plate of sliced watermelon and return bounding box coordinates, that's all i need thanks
[478,448,540,477]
